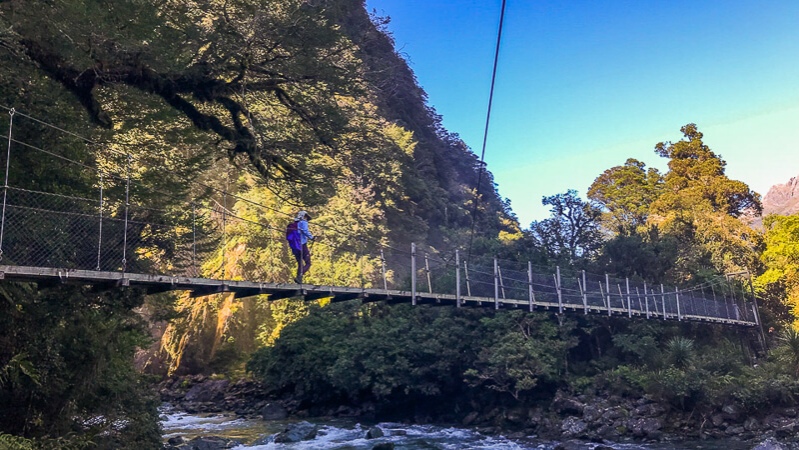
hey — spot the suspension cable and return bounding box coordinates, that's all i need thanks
[466,0,507,263]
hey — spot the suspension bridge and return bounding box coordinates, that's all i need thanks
[0,107,760,327]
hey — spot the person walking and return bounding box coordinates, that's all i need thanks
[286,210,315,283]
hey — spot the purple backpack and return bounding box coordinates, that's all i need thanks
[286,220,302,250]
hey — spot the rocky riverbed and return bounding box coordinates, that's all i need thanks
[158,375,799,449]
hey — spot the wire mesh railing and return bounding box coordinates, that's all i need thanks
[0,107,760,327]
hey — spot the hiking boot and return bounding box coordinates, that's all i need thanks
[293,276,302,284]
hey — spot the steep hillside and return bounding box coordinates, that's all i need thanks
[763,174,799,216]
[340,3,514,248]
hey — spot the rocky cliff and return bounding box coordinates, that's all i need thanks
[763,175,799,216]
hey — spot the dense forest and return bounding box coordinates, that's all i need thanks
[1,1,799,448]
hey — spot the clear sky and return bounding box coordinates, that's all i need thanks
[364,0,799,226]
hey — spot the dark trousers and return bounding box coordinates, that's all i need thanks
[291,244,311,280]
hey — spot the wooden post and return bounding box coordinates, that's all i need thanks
[556,266,563,314]
[635,287,642,314]
[411,243,417,306]
[456,250,461,307]
[577,275,587,315]
[643,282,650,319]
[598,281,606,308]
[424,253,432,294]
[464,261,472,297]
[528,261,535,312]
[493,257,499,310]
[380,248,388,291]
[582,270,588,314]
[676,288,682,321]
[605,273,612,316]
[660,284,666,320]
[497,264,506,299]
[626,278,632,317]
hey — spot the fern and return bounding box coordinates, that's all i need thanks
[0,433,35,450]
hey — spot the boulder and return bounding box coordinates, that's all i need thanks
[725,425,745,435]
[721,404,742,421]
[751,438,786,450]
[274,421,319,443]
[775,421,797,438]
[177,436,240,450]
[371,444,395,450]
[744,417,760,431]
[632,403,665,418]
[505,408,527,425]
[561,416,588,437]
[167,436,185,446]
[183,380,230,403]
[552,393,585,415]
[627,417,662,439]
[366,426,384,439]
[462,411,479,426]
[554,440,584,450]
[261,402,288,420]
[582,404,602,422]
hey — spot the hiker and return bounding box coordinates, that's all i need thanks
[287,210,315,283]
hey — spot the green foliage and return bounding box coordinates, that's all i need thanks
[757,213,799,326]
[247,304,578,410]
[527,190,603,266]
[588,158,664,233]
[770,328,799,377]
[664,337,695,369]
[465,312,577,400]
[0,433,35,450]
[0,284,161,448]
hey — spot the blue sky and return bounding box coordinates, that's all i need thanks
[365,0,799,226]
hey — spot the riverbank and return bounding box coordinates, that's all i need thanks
[158,375,799,449]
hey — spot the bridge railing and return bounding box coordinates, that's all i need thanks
[0,108,759,326]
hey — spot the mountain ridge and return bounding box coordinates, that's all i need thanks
[762,174,799,216]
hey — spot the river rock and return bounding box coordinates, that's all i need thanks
[752,438,786,450]
[371,444,395,450]
[744,417,760,431]
[725,424,745,435]
[274,421,319,443]
[462,411,479,426]
[183,380,230,403]
[582,404,602,422]
[261,402,288,420]
[366,426,384,439]
[553,439,584,450]
[176,436,240,450]
[167,436,186,445]
[721,404,742,421]
[633,403,665,417]
[552,392,585,415]
[561,416,588,437]
[627,417,662,439]
[594,424,619,439]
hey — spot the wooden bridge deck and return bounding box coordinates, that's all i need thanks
[0,265,755,327]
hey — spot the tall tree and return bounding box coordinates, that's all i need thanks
[1,0,363,188]
[528,190,603,265]
[652,124,760,218]
[588,158,663,233]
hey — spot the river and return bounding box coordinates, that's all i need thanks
[160,406,756,450]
